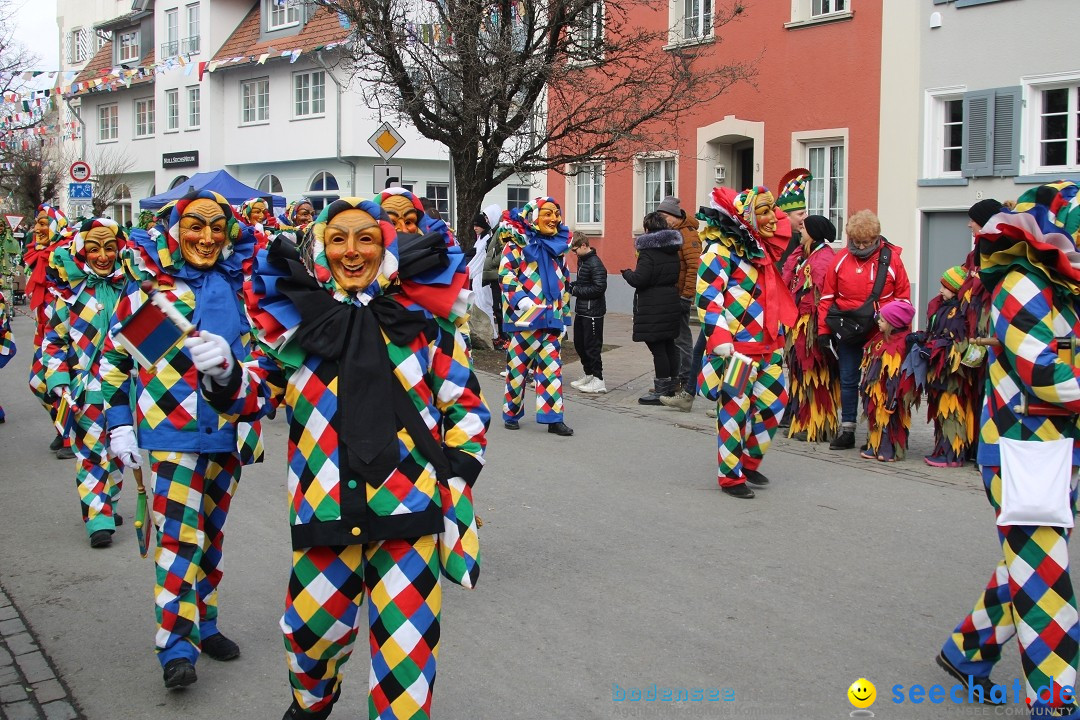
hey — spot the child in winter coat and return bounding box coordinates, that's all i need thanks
[860,300,918,462]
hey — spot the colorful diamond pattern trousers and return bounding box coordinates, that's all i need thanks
[71,402,122,535]
[942,465,1079,713]
[715,353,787,487]
[148,450,241,666]
[281,536,441,720]
[503,330,563,424]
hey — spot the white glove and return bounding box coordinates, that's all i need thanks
[183,331,233,383]
[53,384,70,401]
[109,425,142,469]
[517,297,536,312]
[715,342,734,358]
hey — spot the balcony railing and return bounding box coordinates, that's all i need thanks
[180,36,200,55]
[160,40,178,58]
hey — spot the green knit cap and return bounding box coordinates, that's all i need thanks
[776,168,811,212]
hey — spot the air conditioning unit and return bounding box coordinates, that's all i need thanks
[714,164,726,184]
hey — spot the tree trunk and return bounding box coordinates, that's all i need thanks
[450,146,495,256]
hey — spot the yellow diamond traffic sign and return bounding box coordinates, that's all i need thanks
[367,122,405,161]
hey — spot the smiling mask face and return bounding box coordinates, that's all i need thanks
[753,193,777,239]
[83,226,119,276]
[179,198,228,269]
[324,208,386,294]
[536,202,562,236]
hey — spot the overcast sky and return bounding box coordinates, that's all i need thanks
[13,0,60,71]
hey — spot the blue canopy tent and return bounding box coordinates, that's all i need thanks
[138,169,285,210]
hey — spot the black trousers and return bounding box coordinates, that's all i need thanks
[487,281,506,339]
[573,314,605,380]
[645,338,679,378]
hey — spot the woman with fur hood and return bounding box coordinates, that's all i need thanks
[621,211,683,404]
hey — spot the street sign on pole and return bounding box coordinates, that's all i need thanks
[4,215,23,230]
[69,182,93,199]
[373,165,403,193]
[69,161,91,182]
[367,123,405,161]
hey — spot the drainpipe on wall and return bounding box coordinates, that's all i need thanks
[313,51,357,196]
[63,97,87,161]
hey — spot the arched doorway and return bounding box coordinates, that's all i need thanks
[695,117,764,200]
[112,184,132,226]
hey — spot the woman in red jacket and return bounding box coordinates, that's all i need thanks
[816,210,911,450]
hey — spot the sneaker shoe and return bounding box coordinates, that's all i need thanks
[503,420,520,430]
[499,370,509,377]
[89,530,113,548]
[55,445,75,460]
[49,434,64,452]
[163,658,197,690]
[744,469,770,486]
[547,421,574,436]
[202,633,240,661]
[934,651,1001,705]
[705,407,717,419]
[570,375,594,389]
[721,483,755,499]
[659,390,694,412]
[579,377,607,393]
[829,430,855,450]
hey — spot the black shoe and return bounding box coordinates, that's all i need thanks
[283,688,341,720]
[547,422,574,436]
[114,514,123,527]
[202,633,240,661]
[503,420,520,430]
[744,469,770,486]
[829,431,855,450]
[49,434,63,452]
[721,483,755,499]
[89,530,113,548]
[934,652,1001,705]
[55,445,75,460]
[163,658,197,690]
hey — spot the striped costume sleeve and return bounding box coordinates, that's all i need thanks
[696,245,733,354]
[203,341,286,423]
[499,241,526,310]
[42,299,72,393]
[993,269,1080,410]
[430,318,489,486]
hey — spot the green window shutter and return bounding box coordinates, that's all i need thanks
[992,86,1022,177]
[962,89,994,178]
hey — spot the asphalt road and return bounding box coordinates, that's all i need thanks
[0,310,1069,720]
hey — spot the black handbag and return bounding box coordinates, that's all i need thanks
[824,245,892,346]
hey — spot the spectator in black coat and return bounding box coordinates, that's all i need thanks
[568,232,608,393]
[621,212,683,405]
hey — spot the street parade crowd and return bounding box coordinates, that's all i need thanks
[2,170,1080,717]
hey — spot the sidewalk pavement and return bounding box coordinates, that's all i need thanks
[0,584,82,720]
[550,312,977,493]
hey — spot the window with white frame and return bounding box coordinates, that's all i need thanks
[427,183,451,223]
[507,186,530,211]
[681,0,712,41]
[258,173,283,194]
[806,142,845,240]
[267,0,301,31]
[1036,84,1080,171]
[187,86,201,128]
[97,31,108,51]
[293,71,325,118]
[118,30,139,62]
[113,184,132,226]
[812,0,846,17]
[642,157,676,215]
[308,171,340,212]
[572,162,603,225]
[184,4,201,55]
[134,97,155,137]
[98,104,118,142]
[69,27,92,63]
[164,9,178,57]
[569,0,603,56]
[925,90,965,178]
[241,78,270,124]
[165,89,179,131]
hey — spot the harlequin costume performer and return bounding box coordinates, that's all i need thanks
[697,186,796,498]
[939,206,1080,718]
[278,198,315,233]
[239,197,279,232]
[99,190,260,689]
[24,204,72,456]
[190,197,488,720]
[858,299,917,462]
[0,288,14,423]
[499,198,574,436]
[780,214,838,443]
[42,218,130,548]
[918,265,979,467]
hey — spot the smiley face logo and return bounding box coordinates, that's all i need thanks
[848,678,876,709]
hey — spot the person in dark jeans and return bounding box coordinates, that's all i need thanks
[568,233,608,393]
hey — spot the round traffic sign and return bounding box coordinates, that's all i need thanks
[70,161,91,182]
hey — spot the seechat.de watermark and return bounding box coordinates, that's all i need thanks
[612,683,735,702]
